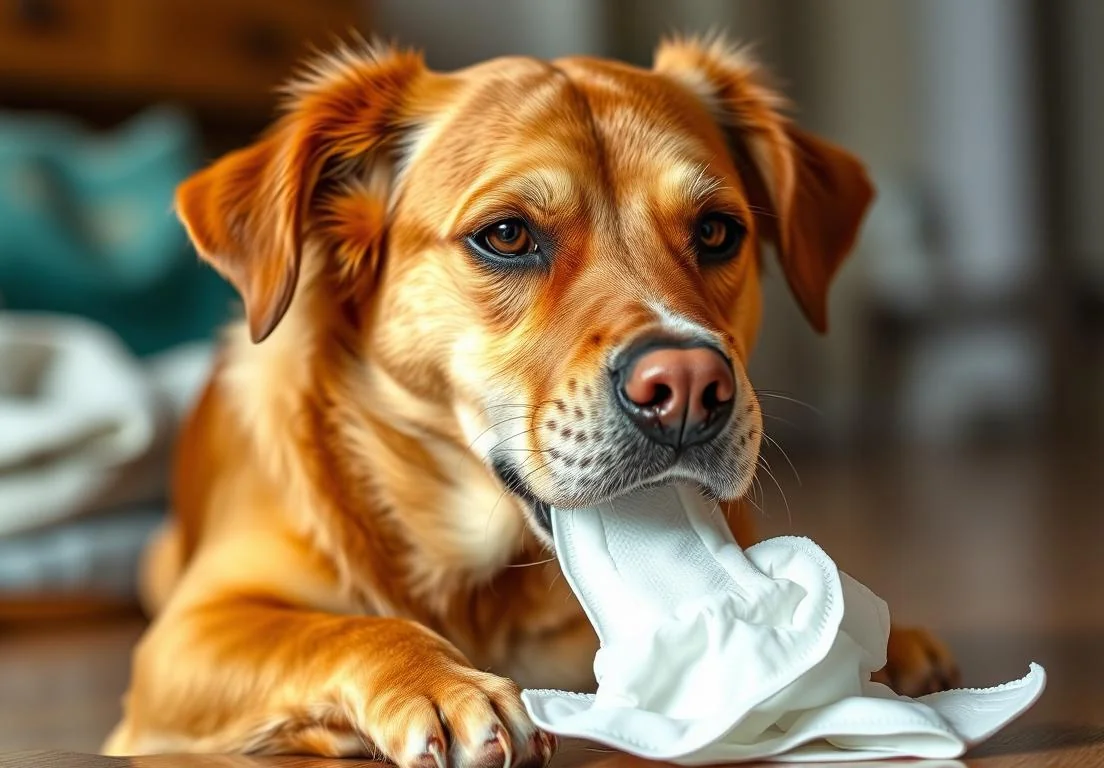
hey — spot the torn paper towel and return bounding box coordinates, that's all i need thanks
[521,484,1045,764]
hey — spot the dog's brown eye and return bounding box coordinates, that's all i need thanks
[699,218,727,249]
[474,219,538,258]
[696,213,745,264]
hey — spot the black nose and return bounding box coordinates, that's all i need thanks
[613,339,735,449]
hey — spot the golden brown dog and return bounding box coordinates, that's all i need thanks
[105,36,959,763]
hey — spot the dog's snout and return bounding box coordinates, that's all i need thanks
[615,342,735,449]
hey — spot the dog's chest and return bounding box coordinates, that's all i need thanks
[445,559,600,692]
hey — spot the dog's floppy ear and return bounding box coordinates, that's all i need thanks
[175,44,426,342]
[655,36,875,333]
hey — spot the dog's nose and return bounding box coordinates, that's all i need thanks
[615,343,735,449]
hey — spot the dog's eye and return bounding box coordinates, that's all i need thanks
[471,219,539,259]
[696,213,746,264]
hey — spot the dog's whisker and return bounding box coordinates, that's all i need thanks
[757,454,792,527]
[743,203,778,220]
[461,418,538,476]
[516,458,550,488]
[754,390,823,416]
[484,485,517,541]
[482,427,539,457]
[484,454,549,542]
[473,399,552,418]
[719,499,734,522]
[465,415,534,453]
[481,445,544,542]
[743,491,766,515]
[506,555,558,569]
[761,431,801,488]
[749,467,766,515]
[476,402,535,413]
[707,499,722,523]
[761,411,799,429]
[464,400,557,463]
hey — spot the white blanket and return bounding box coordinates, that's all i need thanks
[0,312,213,537]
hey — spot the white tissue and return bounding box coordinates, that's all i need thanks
[521,484,1045,764]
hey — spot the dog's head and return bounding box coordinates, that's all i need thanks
[176,38,872,540]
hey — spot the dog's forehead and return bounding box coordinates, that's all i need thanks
[401,56,736,220]
[550,56,732,168]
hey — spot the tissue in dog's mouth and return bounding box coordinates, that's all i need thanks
[493,450,703,540]
[525,483,1047,764]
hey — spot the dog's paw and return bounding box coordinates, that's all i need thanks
[353,663,555,768]
[872,625,961,697]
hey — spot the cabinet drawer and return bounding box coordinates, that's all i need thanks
[0,0,363,111]
[0,0,126,86]
[135,0,362,105]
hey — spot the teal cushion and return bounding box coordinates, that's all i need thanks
[0,107,235,355]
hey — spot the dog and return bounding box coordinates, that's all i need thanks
[105,36,959,764]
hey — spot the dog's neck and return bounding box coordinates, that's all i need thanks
[220,287,548,624]
[356,358,541,596]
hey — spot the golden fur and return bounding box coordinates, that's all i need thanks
[106,37,958,763]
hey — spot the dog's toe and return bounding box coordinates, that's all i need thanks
[358,665,553,768]
[517,730,557,768]
[467,725,511,768]
[454,671,553,768]
[444,690,514,768]
[873,625,961,697]
[408,736,448,768]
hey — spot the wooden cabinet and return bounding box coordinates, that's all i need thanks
[0,0,364,114]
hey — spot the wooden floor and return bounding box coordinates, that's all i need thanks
[1,446,1102,767]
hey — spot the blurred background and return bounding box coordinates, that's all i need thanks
[0,0,1101,754]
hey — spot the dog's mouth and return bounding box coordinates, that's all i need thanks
[490,453,706,541]
[485,388,760,541]
[490,456,553,535]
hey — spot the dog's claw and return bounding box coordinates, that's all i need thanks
[534,730,557,766]
[543,731,558,758]
[468,724,512,768]
[415,735,446,768]
[494,724,514,768]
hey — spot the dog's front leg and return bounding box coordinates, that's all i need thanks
[105,594,553,765]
